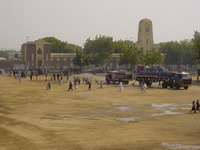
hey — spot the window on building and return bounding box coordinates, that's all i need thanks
[57,58,60,61]
[146,39,148,44]
[46,54,48,61]
[38,60,42,67]
[38,48,42,54]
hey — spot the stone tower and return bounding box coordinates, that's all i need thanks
[136,18,155,53]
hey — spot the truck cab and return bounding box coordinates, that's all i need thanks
[169,72,192,89]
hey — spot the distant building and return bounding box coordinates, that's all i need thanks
[21,40,76,71]
[20,19,161,72]
[20,40,122,72]
[136,18,160,53]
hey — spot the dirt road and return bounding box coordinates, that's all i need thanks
[0,74,200,150]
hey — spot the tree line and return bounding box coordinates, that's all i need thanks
[40,31,200,70]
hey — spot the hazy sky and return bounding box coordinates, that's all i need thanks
[0,0,199,50]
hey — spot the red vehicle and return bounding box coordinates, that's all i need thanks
[106,71,132,84]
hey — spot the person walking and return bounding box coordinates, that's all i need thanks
[141,82,147,93]
[46,81,51,90]
[190,101,196,113]
[53,73,56,81]
[48,82,51,90]
[88,82,91,90]
[30,74,32,80]
[195,99,200,112]
[119,81,123,91]
[99,81,103,89]
[68,81,73,91]
[59,79,63,85]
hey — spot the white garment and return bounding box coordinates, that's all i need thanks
[119,82,123,91]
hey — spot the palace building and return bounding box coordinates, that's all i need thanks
[21,40,76,71]
[20,18,160,71]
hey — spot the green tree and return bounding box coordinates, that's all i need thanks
[144,49,163,66]
[160,41,183,65]
[179,40,195,65]
[41,37,82,53]
[192,31,200,63]
[119,43,143,72]
[73,50,92,70]
[160,40,196,65]
[41,37,63,53]
[113,40,133,53]
[83,35,114,66]
[64,42,82,53]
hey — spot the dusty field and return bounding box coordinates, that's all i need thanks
[0,74,200,150]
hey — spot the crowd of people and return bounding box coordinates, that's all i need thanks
[7,70,149,93]
[5,71,200,114]
[2,70,200,115]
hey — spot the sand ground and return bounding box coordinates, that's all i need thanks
[0,74,200,150]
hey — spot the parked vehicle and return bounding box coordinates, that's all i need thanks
[106,71,132,84]
[134,71,192,89]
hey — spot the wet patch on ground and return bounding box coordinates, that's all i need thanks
[151,110,183,116]
[151,103,190,116]
[116,117,140,122]
[48,103,191,122]
[115,103,191,122]
[115,106,130,111]
[161,142,200,150]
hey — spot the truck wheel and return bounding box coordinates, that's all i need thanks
[175,83,180,89]
[162,82,167,88]
[146,81,152,86]
[184,86,188,89]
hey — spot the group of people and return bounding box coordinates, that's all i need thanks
[190,99,200,113]
[67,80,94,91]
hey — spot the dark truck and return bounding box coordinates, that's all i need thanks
[134,71,192,89]
[106,71,132,84]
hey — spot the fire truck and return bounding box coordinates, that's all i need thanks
[106,71,132,84]
[134,71,192,89]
